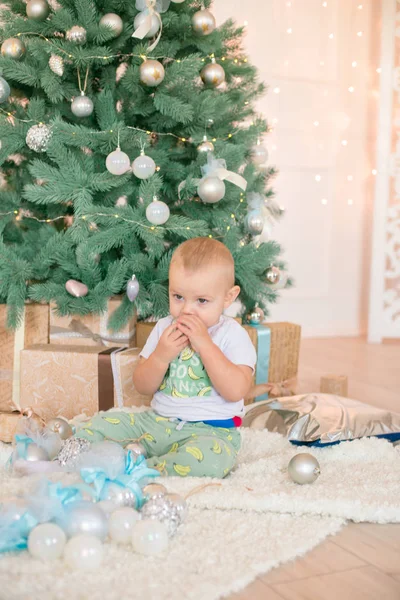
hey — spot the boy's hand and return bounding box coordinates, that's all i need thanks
[154,324,189,365]
[176,315,212,353]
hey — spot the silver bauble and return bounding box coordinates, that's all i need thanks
[246,210,264,235]
[252,143,268,165]
[266,266,281,285]
[140,495,181,537]
[25,444,49,462]
[71,94,94,118]
[26,0,50,21]
[99,13,123,37]
[1,37,26,60]
[200,61,225,87]
[26,124,52,152]
[132,153,156,179]
[57,437,91,467]
[145,199,170,225]
[0,76,11,104]
[247,311,261,325]
[126,275,140,302]
[49,54,64,76]
[126,440,146,458]
[192,9,216,36]
[164,493,187,522]
[46,417,73,440]
[139,59,165,87]
[197,136,214,154]
[142,483,167,500]
[66,26,87,45]
[198,176,225,203]
[60,502,108,540]
[287,453,321,485]
[134,11,160,38]
[106,149,130,175]
[100,482,138,509]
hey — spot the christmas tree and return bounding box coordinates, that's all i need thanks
[0,0,289,331]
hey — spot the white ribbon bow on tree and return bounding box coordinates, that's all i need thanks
[179,153,248,198]
[133,0,164,52]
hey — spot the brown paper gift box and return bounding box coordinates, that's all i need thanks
[0,411,22,443]
[0,303,49,413]
[20,344,151,422]
[50,296,136,348]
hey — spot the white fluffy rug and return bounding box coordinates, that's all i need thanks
[0,428,399,600]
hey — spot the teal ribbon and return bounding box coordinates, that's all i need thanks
[15,434,34,459]
[250,325,271,401]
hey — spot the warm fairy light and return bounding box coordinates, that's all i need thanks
[287,28,292,34]
[315,175,322,182]
[347,198,353,205]
[320,61,325,66]
[348,86,355,92]
[321,198,328,205]
[329,33,334,39]
[313,121,319,126]
[322,1,328,6]
[376,68,381,73]
[357,31,363,37]
[352,61,357,67]
[341,140,348,146]
[273,87,280,94]
[347,175,353,181]
[372,169,377,175]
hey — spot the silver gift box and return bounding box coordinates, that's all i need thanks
[242,394,400,444]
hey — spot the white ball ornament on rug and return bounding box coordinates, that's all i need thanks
[109,507,141,544]
[134,11,161,38]
[65,279,89,297]
[131,519,169,555]
[25,444,49,462]
[106,148,130,175]
[71,93,94,118]
[64,534,104,571]
[100,482,138,509]
[192,9,216,36]
[146,197,170,225]
[139,59,165,87]
[60,502,108,541]
[200,59,225,88]
[99,13,123,37]
[0,76,11,104]
[1,37,26,60]
[132,152,156,179]
[66,25,87,45]
[28,524,66,561]
[197,176,225,203]
[126,275,140,302]
[26,0,50,21]
[26,124,52,152]
[287,453,321,485]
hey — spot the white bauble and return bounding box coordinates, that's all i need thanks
[26,0,50,21]
[71,94,93,118]
[252,143,268,165]
[99,13,123,37]
[131,519,169,555]
[64,535,104,571]
[134,11,160,38]
[132,154,156,179]
[197,176,225,203]
[146,199,170,225]
[109,507,141,544]
[106,149,130,175]
[28,523,66,561]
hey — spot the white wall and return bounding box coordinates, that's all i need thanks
[214,0,380,337]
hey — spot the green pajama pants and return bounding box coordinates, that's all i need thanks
[74,409,241,478]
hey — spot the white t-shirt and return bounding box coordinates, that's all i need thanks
[140,315,257,421]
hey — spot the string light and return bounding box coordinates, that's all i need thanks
[372,169,377,175]
[347,175,353,181]
[341,140,348,146]
[357,31,363,37]
[357,4,363,9]
[322,1,328,6]
[273,87,280,94]
[286,28,293,34]
[328,33,334,39]
[352,61,357,67]
[313,121,320,127]
[348,86,355,92]
[376,68,381,73]
[321,198,328,205]
[315,175,322,182]
[347,198,353,205]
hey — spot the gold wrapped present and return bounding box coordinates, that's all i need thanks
[50,296,136,348]
[0,303,49,413]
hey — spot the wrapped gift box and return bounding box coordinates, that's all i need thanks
[0,411,22,443]
[20,344,151,421]
[50,296,136,348]
[0,303,49,413]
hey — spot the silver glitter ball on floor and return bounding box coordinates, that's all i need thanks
[57,437,91,467]
[287,453,321,485]
[26,124,52,152]
[140,495,182,537]
[100,482,138,509]
[142,482,167,500]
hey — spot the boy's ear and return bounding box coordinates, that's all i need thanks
[224,285,240,308]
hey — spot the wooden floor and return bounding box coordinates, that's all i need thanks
[228,337,400,600]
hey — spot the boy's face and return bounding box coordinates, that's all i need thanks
[169,262,240,328]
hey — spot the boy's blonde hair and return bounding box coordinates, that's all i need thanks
[170,238,235,287]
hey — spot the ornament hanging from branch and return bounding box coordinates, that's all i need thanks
[132,150,156,179]
[146,196,170,225]
[65,279,89,297]
[1,38,26,60]
[200,58,225,88]
[192,9,216,36]
[26,124,52,152]
[139,59,165,87]
[66,26,87,44]
[133,0,163,51]
[99,13,123,37]
[126,275,140,302]
[49,54,64,76]
[26,0,50,21]
[0,77,10,104]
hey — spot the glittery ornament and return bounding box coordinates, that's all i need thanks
[71,94,94,118]
[126,275,140,302]
[164,493,187,521]
[139,59,165,87]
[26,0,50,21]
[192,9,216,36]
[26,124,52,152]
[287,453,321,485]
[1,37,26,60]
[197,136,214,154]
[100,482,138,509]
[57,437,91,467]
[49,54,64,76]
[140,495,182,537]
[99,13,123,37]
[66,26,87,45]
[247,310,261,325]
[266,266,281,285]
[201,59,225,87]
[0,76,11,104]
[142,482,167,500]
